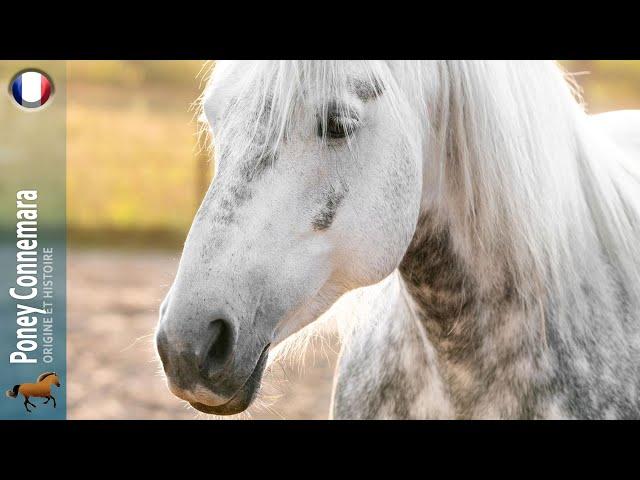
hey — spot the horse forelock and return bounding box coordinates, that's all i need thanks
[200,61,419,166]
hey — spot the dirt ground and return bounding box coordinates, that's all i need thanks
[67,249,339,420]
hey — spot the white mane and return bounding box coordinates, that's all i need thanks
[202,61,640,362]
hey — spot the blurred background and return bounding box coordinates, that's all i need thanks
[66,60,640,419]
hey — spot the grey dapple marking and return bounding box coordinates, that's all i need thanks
[312,185,345,231]
[157,61,640,419]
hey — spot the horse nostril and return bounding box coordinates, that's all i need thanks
[197,318,234,377]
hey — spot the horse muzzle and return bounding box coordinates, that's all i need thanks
[187,344,270,415]
[156,313,270,415]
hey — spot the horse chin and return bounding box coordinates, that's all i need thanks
[189,344,270,416]
[189,398,250,416]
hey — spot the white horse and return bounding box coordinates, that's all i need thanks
[156,61,640,419]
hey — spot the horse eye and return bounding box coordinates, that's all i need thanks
[318,115,358,139]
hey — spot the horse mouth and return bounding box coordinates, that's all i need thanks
[189,344,270,416]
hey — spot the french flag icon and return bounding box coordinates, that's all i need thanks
[11,71,52,109]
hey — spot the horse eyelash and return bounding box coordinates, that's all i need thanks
[317,115,360,140]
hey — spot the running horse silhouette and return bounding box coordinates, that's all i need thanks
[157,61,640,419]
[6,372,61,413]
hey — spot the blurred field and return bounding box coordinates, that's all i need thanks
[67,61,211,246]
[66,61,640,419]
[563,60,640,112]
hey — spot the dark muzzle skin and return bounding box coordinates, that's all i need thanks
[156,301,271,415]
[187,344,270,415]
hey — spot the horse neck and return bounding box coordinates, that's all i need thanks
[399,61,593,343]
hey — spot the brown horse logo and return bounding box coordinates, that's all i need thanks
[5,372,61,413]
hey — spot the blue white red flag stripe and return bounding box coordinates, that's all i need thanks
[11,71,52,108]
